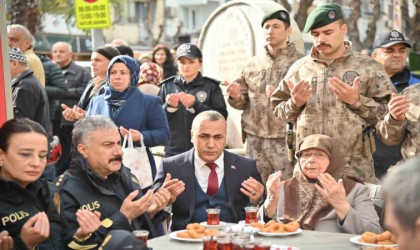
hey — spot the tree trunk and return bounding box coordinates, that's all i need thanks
[9,0,40,35]
[364,0,380,49]
[410,1,420,52]
[294,0,314,31]
[274,0,292,12]
[345,0,362,50]
[401,0,410,36]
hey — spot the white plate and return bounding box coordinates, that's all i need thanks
[270,245,300,250]
[168,230,202,242]
[238,220,265,225]
[349,236,398,247]
[258,228,302,237]
[200,221,226,229]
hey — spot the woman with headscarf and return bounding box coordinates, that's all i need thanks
[137,62,163,96]
[84,55,170,185]
[261,134,382,234]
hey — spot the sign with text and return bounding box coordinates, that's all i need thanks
[75,0,111,29]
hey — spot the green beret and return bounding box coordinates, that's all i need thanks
[261,10,290,27]
[303,4,343,32]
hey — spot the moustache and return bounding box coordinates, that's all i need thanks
[316,42,331,48]
[109,156,123,163]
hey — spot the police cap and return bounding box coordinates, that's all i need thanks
[303,3,343,32]
[261,10,290,27]
[176,43,202,60]
[372,30,412,49]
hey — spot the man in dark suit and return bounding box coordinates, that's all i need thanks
[155,110,265,231]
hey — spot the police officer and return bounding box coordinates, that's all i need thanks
[371,30,420,178]
[226,9,304,183]
[271,3,395,183]
[0,118,64,250]
[158,43,228,157]
[55,116,182,248]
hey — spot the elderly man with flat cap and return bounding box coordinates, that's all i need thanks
[371,30,420,178]
[271,3,395,183]
[226,9,304,183]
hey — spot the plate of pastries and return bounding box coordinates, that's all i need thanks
[349,231,398,248]
[251,220,302,236]
[169,223,220,242]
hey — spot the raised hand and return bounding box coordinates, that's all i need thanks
[388,93,410,121]
[288,80,312,107]
[20,212,50,249]
[328,77,360,105]
[226,82,241,101]
[315,173,350,220]
[0,231,13,250]
[73,210,101,239]
[161,173,185,204]
[120,190,154,220]
[166,93,180,108]
[240,177,265,204]
[178,92,196,108]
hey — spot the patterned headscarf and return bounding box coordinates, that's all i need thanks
[9,47,27,64]
[138,62,163,86]
[104,55,140,117]
[283,134,359,230]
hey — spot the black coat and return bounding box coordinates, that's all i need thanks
[12,70,51,133]
[56,153,164,248]
[0,178,65,250]
[158,73,228,155]
[39,55,68,121]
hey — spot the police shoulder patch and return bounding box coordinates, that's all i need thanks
[196,91,208,102]
[203,76,221,85]
[343,71,359,85]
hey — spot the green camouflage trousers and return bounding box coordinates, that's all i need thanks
[246,134,293,184]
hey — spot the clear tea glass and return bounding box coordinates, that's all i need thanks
[206,208,221,225]
[244,206,258,224]
[133,230,149,246]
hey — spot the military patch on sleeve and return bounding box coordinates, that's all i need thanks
[196,91,208,102]
[343,71,359,85]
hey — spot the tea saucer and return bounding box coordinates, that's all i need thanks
[200,221,226,229]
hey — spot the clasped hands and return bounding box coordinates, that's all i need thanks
[166,92,196,108]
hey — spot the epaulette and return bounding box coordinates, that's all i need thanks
[158,75,176,86]
[53,174,67,215]
[203,76,221,85]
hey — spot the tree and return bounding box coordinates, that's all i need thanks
[8,0,41,35]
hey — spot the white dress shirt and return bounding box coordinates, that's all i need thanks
[194,150,224,193]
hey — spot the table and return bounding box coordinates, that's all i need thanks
[148,230,360,250]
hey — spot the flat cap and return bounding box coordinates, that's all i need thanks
[261,9,290,27]
[373,30,412,49]
[303,4,343,32]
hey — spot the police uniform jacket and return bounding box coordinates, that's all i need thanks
[376,84,420,161]
[0,178,64,250]
[56,153,162,249]
[271,42,395,183]
[228,43,304,139]
[158,73,228,155]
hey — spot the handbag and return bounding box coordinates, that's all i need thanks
[122,132,153,189]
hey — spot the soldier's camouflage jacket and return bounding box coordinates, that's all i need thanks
[228,43,304,139]
[376,83,420,160]
[271,42,395,182]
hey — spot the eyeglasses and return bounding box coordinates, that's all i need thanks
[300,151,328,159]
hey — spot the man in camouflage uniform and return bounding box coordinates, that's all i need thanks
[376,85,420,162]
[271,4,395,183]
[226,10,304,183]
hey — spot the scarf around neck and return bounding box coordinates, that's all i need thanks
[283,134,359,230]
[104,55,140,117]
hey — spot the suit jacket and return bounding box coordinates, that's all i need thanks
[155,149,262,231]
